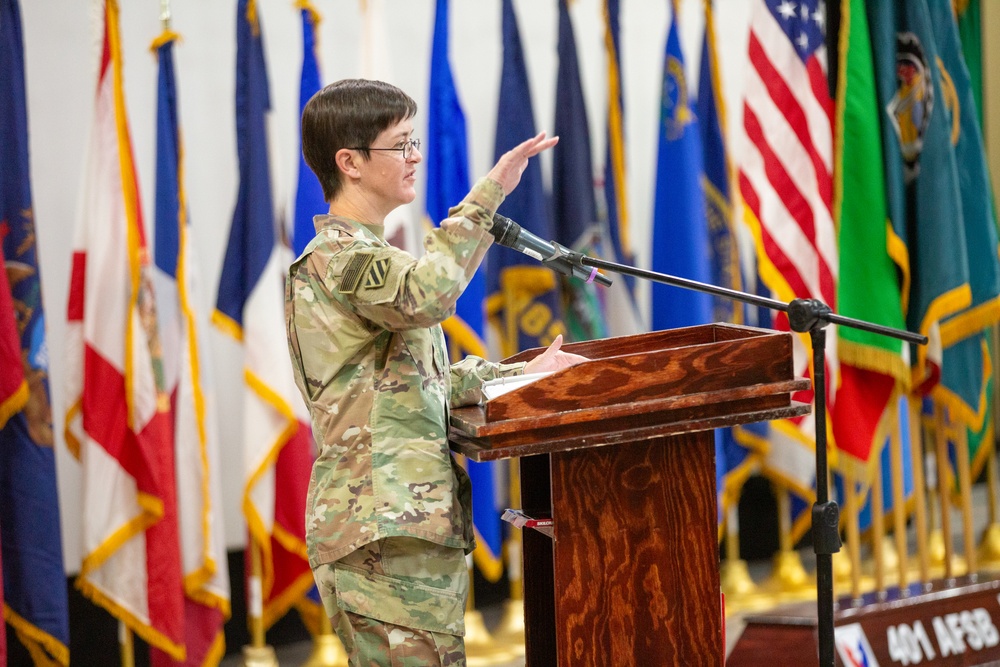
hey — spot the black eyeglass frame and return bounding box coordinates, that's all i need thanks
[349,138,421,160]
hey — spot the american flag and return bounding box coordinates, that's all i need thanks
[738,0,837,538]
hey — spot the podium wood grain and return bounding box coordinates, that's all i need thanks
[449,324,811,666]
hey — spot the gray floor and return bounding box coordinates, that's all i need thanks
[223,483,996,665]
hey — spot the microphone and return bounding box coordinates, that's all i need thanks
[489,213,612,287]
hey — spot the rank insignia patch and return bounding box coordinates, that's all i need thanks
[364,257,390,289]
[339,253,373,294]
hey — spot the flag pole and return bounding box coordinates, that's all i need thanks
[889,416,910,594]
[843,475,863,601]
[933,403,955,580]
[870,464,887,597]
[982,326,1000,567]
[242,539,277,667]
[953,423,977,576]
[300,611,348,666]
[909,396,932,587]
[493,458,527,652]
[118,622,134,667]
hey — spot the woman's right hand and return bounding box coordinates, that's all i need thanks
[486,132,559,196]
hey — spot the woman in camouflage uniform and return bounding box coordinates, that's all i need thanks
[285,79,583,666]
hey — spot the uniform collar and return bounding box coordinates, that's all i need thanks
[313,214,388,245]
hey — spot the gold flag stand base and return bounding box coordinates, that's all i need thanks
[758,550,816,604]
[464,609,519,666]
[927,529,968,579]
[300,632,349,667]
[719,559,776,615]
[979,523,1000,570]
[242,644,279,667]
[720,559,758,598]
[491,598,526,650]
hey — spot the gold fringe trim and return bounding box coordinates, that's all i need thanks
[148,29,181,53]
[211,309,243,342]
[0,381,28,431]
[3,604,70,667]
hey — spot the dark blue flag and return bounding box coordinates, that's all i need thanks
[0,0,70,662]
[487,0,566,356]
[213,0,316,632]
[552,0,606,343]
[292,4,326,257]
[214,0,276,334]
[426,0,503,584]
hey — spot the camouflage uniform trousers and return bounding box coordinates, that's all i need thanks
[314,536,470,666]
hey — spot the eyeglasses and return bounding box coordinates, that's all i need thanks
[350,138,421,160]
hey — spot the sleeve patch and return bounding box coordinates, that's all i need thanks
[338,253,374,294]
[363,258,391,290]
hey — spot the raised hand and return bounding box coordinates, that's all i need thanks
[486,132,559,196]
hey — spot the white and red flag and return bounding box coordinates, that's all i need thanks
[738,0,838,540]
[149,28,231,667]
[64,0,185,658]
[213,0,314,631]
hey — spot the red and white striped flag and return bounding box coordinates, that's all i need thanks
[738,0,838,539]
[64,0,185,658]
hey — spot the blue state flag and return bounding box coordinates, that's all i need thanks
[215,0,275,333]
[290,3,329,627]
[293,2,326,258]
[0,0,70,662]
[487,0,566,357]
[650,10,711,332]
[425,0,503,584]
[552,0,606,343]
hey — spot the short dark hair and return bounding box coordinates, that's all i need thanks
[301,79,418,202]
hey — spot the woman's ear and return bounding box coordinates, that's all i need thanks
[335,148,362,181]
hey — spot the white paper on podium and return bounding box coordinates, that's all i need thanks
[481,371,555,401]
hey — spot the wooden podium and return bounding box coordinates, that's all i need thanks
[449,324,811,666]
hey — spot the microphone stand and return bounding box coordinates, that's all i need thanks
[566,249,927,667]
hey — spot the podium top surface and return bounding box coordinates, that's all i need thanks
[450,323,811,461]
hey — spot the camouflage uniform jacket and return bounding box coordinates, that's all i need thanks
[286,178,525,568]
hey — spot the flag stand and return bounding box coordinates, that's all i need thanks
[118,623,134,667]
[242,540,277,667]
[569,251,926,667]
[301,612,348,667]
